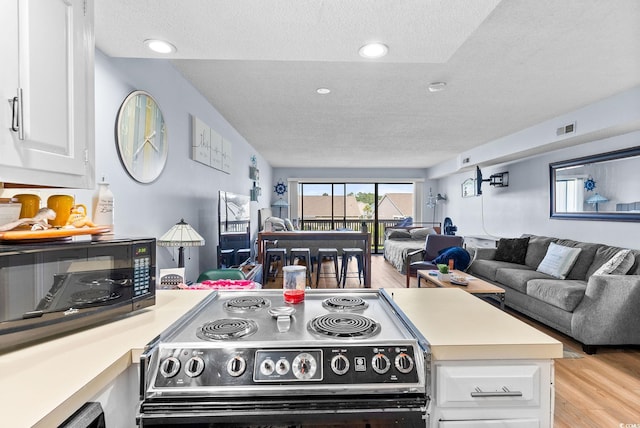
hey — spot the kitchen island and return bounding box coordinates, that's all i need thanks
[391,288,562,427]
[0,288,561,427]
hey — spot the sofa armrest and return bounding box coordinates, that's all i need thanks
[472,247,497,260]
[572,275,640,345]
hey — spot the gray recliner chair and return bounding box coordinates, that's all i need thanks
[405,235,464,287]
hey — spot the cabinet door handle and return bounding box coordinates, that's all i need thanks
[10,88,24,140]
[471,386,523,398]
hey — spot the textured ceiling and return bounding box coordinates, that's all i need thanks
[95,0,640,169]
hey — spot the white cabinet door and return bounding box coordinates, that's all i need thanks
[0,0,94,189]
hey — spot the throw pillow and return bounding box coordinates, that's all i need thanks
[592,249,633,275]
[494,237,530,264]
[409,227,435,240]
[284,218,295,231]
[386,229,412,239]
[265,216,286,231]
[536,242,583,279]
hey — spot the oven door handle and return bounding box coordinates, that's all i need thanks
[139,337,160,399]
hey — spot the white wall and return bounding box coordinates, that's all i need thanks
[438,130,640,249]
[2,51,272,282]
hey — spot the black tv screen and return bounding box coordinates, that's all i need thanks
[476,166,483,195]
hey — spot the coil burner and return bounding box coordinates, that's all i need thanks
[70,289,121,305]
[223,296,271,313]
[308,313,380,339]
[322,296,369,311]
[197,318,258,340]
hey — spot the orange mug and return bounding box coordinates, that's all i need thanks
[13,194,41,218]
[47,194,75,227]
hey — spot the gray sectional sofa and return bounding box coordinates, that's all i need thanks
[468,234,640,354]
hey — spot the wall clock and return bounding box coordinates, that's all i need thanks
[116,90,168,183]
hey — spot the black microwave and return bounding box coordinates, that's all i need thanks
[0,237,155,353]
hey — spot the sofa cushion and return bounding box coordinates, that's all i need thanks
[592,249,633,275]
[494,237,529,264]
[536,242,582,279]
[495,268,551,293]
[555,239,601,280]
[526,279,587,312]
[521,235,557,268]
[587,245,637,277]
[468,259,526,282]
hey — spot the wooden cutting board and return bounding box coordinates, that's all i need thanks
[0,226,111,241]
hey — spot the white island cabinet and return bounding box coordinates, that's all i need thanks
[0,0,95,188]
[391,288,562,428]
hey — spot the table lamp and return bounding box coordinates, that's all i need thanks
[158,219,205,267]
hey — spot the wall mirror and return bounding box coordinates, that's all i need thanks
[549,146,640,221]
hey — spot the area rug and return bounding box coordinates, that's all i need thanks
[562,346,583,359]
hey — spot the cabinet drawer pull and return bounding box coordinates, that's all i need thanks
[471,386,523,398]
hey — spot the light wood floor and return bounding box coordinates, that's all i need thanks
[265,254,640,426]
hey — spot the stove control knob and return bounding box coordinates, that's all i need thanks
[159,357,181,378]
[331,354,350,375]
[260,359,275,376]
[185,356,205,378]
[394,353,414,374]
[371,353,391,374]
[292,352,317,380]
[227,355,247,377]
[276,358,290,375]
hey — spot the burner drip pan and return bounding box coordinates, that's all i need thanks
[308,313,380,339]
[197,318,258,340]
[223,296,271,313]
[322,296,369,311]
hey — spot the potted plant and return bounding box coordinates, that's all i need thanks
[437,264,450,282]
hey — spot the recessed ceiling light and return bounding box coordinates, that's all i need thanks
[358,42,388,59]
[144,39,177,54]
[428,82,447,92]
[316,88,331,95]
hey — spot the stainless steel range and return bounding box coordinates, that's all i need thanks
[137,289,431,427]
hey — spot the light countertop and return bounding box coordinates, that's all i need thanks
[389,288,563,360]
[0,290,212,428]
[0,288,562,427]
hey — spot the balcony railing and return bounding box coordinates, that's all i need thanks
[298,219,440,250]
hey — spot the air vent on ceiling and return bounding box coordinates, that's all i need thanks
[556,122,576,136]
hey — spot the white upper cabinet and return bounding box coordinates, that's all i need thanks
[0,0,95,188]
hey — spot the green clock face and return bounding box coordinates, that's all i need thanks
[116,91,168,183]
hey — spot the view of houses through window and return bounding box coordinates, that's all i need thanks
[297,182,414,253]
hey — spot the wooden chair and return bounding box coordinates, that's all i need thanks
[405,235,464,287]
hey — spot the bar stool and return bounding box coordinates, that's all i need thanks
[340,248,365,288]
[219,248,235,268]
[235,248,251,264]
[316,248,340,287]
[289,248,312,287]
[265,248,287,282]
